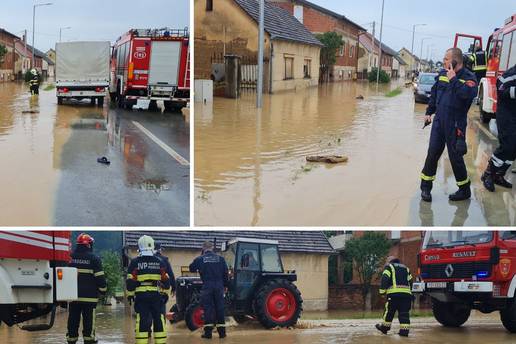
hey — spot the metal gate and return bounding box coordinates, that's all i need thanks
[240,55,258,92]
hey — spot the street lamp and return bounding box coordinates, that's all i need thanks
[420,37,431,71]
[32,2,53,68]
[411,23,426,74]
[59,26,71,42]
[376,0,385,87]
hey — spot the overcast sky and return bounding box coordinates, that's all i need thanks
[0,0,189,52]
[309,0,514,61]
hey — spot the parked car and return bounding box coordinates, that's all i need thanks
[414,72,438,103]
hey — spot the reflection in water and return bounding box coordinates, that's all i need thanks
[196,82,516,226]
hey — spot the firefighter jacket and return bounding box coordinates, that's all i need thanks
[155,252,176,292]
[69,245,107,303]
[497,64,516,102]
[425,67,478,131]
[379,262,413,295]
[126,255,170,295]
[189,250,229,288]
[29,74,39,86]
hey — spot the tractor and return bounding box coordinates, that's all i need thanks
[170,238,303,331]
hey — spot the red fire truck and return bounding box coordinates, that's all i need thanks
[0,231,78,331]
[454,14,515,124]
[109,28,190,112]
[413,231,516,332]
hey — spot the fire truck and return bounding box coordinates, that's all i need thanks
[454,14,515,124]
[109,28,190,112]
[413,231,516,333]
[0,231,78,331]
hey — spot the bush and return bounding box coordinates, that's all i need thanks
[368,67,390,83]
[24,70,33,82]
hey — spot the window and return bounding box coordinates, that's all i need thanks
[261,244,282,272]
[339,45,344,57]
[509,34,516,70]
[349,45,354,58]
[236,243,260,271]
[499,32,512,71]
[293,5,303,23]
[303,59,311,78]
[206,0,213,11]
[284,56,294,79]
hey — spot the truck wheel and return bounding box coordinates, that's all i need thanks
[501,302,516,333]
[57,97,63,105]
[432,299,470,327]
[478,87,491,124]
[185,302,204,331]
[90,98,96,106]
[254,279,303,329]
[97,97,104,107]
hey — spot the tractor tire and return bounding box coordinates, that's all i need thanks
[432,299,470,327]
[501,301,516,333]
[254,279,303,329]
[478,86,491,124]
[233,314,250,324]
[185,301,204,331]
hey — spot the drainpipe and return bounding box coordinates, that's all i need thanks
[269,41,273,94]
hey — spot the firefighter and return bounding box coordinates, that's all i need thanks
[66,233,107,344]
[154,242,176,315]
[126,235,170,344]
[420,47,478,202]
[189,241,229,339]
[28,68,40,95]
[375,256,413,337]
[482,63,516,192]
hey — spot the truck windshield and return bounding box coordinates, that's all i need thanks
[423,231,493,249]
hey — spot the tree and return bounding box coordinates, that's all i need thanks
[346,232,391,309]
[0,44,7,65]
[368,67,390,83]
[316,32,343,82]
[100,251,124,304]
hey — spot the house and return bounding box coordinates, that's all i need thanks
[398,47,420,78]
[123,230,334,311]
[357,32,396,78]
[271,0,365,81]
[194,0,322,93]
[46,48,56,64]
[392,55,407,79]
[14,40,31,80]
[0,28,19,82]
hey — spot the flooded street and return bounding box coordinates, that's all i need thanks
[195,81,515,226]
[1,306,514,343]
[0,81,189,226]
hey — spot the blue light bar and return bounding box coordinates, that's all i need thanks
[476,271,489,278]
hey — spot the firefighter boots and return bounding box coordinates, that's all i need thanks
[375,323,389,335]
[420,180,432,202]
[201,326,213,339]
[217,326,227,338]
[449,182,471,201]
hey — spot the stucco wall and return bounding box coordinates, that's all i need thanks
[271,40,320,92]
[128,248,329,311]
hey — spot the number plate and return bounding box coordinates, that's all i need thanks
[426,282,447,289]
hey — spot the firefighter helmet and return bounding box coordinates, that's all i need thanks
[30,68,38,76]
[76,233,94,247]
[138,235,155,255]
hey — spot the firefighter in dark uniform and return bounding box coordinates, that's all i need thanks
[66,233,107,344]
[29,68,40,95]
[126,235,170,344]
[154,242,176,315]
[375,256,413,337]
[482,64,516,191]
[420,48,478,202]
[189,241,229,339]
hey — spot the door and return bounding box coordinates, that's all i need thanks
[148,41,181,86]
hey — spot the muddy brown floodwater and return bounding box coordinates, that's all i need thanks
[1,307,514,343]
[195,81,516,226]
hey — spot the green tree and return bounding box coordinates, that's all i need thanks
[0,44,7,64]
[316,32,343,82]
[346,232,391,309]
[100,251,124,304]
[368,67,391,83]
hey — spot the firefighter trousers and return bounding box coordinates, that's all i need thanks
[492,103,516,166]
[134,293,167,344]
[421,118,469,189]
[201,285,225,329]
[66,302,97,344]
[382,294,412,335]
[30,84,39,95]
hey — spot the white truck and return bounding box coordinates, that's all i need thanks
[56,41,110,106]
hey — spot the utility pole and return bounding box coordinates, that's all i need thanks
[32,2,53,68]
[410,23,426,76]
[371,21,376,70]
[420,37,431,72]
[59,26,71,42]
[376,0,385,87]
[256,0,265,108]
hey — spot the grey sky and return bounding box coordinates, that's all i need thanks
[0,0,189,52]
[310,0,514,61]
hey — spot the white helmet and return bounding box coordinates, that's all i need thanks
[138,235,155,256]
[30,69,38,76]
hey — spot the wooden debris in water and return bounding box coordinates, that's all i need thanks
[306,155,348,164]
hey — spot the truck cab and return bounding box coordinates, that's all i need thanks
[413,230,516,332]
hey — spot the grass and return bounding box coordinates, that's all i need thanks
[43,84,55,91]
[385,87,402,98]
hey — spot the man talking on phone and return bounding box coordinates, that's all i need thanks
[420,47,478,202]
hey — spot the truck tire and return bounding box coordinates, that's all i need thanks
[478,86,491,124]
[501,302,516,333]
[185,301,204,331]
[57,97,63,105]
[97,97,104,107]
[254,279,303,329]
[432,299,470,327]
[90,98,96,106]
[148,100,159,112]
